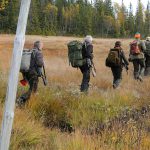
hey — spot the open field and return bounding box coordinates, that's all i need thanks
[0,35,150,150]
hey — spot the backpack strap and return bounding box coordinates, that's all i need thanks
[31,49,36,58]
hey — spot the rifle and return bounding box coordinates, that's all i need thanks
[84,43,96,77]
[123,63,128,74]
[87,58,96,77]
[91,60,96,77]
[32,50,47,86]
[41,65,47,86]
[37,65,47,86]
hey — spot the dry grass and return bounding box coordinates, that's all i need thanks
[0,35,150,149]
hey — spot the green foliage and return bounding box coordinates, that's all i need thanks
[26,87,137,132]
[10,110,44,150]
[0,0,150,38]
[145,1,150,36]
[127,3,135,37]
[135,0,144,35]
[0,0,8,10]
[29,89,72,131]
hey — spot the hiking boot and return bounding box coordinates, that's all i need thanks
[113,79,121,89]
[113,84,118,89]
[137,76,143,82]
[16,98,25,108]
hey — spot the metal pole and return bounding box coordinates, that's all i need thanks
[0,0,31,149]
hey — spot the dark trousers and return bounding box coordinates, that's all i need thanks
[79,64,91,92]
[111,67,122,88]
[20,71,39,103]
[144,55,150,76]
[132,59,145,79]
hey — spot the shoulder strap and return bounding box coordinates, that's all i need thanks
[31,49,37,58]
[83,42,87,53]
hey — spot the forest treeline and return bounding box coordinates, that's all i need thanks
[0,0,150,38]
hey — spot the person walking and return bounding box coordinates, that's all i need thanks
[79,35,94,92]
[144,37,150,76]
[17,41,44,105]
[129,33,146,81]
[106,41,129,89]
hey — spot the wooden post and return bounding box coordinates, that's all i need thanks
[0,0,31,149]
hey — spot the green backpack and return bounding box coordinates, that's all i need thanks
[68,40,86,68]
[106,48,121,67]
[145,41,150,56]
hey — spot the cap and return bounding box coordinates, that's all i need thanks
[115,41,121,47]
[134,32,141,38]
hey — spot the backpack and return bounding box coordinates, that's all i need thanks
[145,41,150,56]
[68,40,85,68]
[106,48,121,67]
[20,49,32,73]
[130,40,141,55]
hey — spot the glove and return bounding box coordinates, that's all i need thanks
[86,58,92,67]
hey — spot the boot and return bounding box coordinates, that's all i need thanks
[139,67,145,76]
[137,67,145,82]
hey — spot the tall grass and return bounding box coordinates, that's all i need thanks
[0,35,150,149]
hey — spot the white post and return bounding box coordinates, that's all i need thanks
[0,0,31,150]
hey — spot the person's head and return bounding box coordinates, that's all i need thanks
[115,41,121,47]
[146,37,150,41]
[84,35,93,44]
[134,32,141,39]
[34,41,43,50]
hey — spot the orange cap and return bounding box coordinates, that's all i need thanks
[134,33,141,38]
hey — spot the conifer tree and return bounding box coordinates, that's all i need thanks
[127,3,135,36]
[0,0,149,37]
[104,0,113,16]
[145,0,150,36]
[135,0,144,35]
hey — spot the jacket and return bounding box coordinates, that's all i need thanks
[82,42,93,60]
[115,47,129,67]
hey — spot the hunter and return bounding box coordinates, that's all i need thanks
[106,41,129,89]
[144,37,150,76]
[129,33,146,81]
[17,41,44,105]
[80,35,94,92]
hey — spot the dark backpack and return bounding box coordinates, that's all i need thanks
[130,40,141,55]
[68,40,86,68]
[106,48,121,67]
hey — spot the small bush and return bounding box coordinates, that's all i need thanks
[28,89,73,132]
[10,110,44,150]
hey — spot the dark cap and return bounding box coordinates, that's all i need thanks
[115,41,121,47]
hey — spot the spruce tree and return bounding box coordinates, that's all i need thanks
[145,0,150,36]
[135,0,144,35]
[127,3,135,37]
[104,0,113,16]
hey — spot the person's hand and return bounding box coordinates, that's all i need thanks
[128,58,132,62]
[87,58,92,67]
